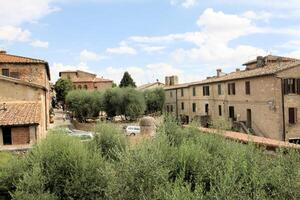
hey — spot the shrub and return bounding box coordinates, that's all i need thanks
[92,122,127,160]
[4,132,111,200]
[209,117,232,131]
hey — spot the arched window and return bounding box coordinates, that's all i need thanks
[78,85,82,90]
[84,85,88,90]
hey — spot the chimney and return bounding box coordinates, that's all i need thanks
[236,68,240,72]
[165,76,178,86]
[256,56,265,68]
[0,50,6,54]
[216,69,222,77]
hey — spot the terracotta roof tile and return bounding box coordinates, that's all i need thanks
[0,52,51,80]
[0,102,40,126]
[72,77,113,83]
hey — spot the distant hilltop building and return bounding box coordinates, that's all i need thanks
[137,79,164,91]
[59,70,113,91]
[164,55,300,142]
[0,50,50,149]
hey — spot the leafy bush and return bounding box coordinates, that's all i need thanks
[54,78,73,104]
[92,122,127,160]
[3,120,300,199]
[209,117,232,131]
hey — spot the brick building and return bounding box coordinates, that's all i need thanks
[0,51,50,148]
[164,55,300,142]
[137,80,164,91]
[59,70,113,91]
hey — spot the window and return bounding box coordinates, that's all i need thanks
[2,127,12,145]
[181,102,184,110]
[219,105,222,116]
[10,72,19,79]
[2,69,9,77]
[289,108,297,124]
[181,88,184,97]
[205,104,209,114]
[228,83,236,95]
[193,87,196,96]
[166,105,170,112]
[245,81,250,95]
[218,84,222,95]
[284,79,300,94]
[78,85,82,90]
[229,106,235,119]
[94,86,98,90]
[170,105,173,112]
[84,85,88,90]
[192,103,196,112]
[203,86,210,96]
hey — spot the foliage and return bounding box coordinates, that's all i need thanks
[3,119,300,199]
[102,87,146,120]
[54,78,73,104]
[144,88,165,114]
[209,117,232,131]
[92,122,127,160]
[66,90,103,122]
[119,71,136,88]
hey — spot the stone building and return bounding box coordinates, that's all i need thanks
[137,80,164,91]
[164,55,300,142]
[0,51,50,148]
[59,70,113,91]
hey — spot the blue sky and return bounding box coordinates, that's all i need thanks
[1,0,300,85]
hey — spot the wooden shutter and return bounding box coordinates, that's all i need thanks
[297,79,300,94]
[283,79,289,95]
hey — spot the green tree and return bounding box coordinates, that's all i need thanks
[119,71,136,88]
[144,88,165,114]
[66,90,103,122]
[122,88,146,120]
[102,88,123,118]
[54,78,73,104]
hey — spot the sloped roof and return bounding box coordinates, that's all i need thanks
[137,82,164,91]
[165,60,300,90]
[0,51,50,80]
[0,75,47,91]
[59,70,96,77]
[243,55,299,66]
[0,102,41,126]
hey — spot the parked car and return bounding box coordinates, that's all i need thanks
[125,125,141,136]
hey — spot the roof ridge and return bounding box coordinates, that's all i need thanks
[0,53,47,63]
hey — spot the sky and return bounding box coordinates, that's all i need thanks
[1,0,300,85]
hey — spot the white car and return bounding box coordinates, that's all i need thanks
[125,126,141,136]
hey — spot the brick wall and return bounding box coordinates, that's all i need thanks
[12,127,30,145]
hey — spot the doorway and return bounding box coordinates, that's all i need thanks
[229,106,235,120]
[247,109,252,128]
[2,127,12,145]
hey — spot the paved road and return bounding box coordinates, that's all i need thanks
[49,109,72,129]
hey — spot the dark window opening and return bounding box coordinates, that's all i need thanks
[289,108,297,124]
[78,85,82,90]
[245,81,251,95]
[192,103,196,112]
[228,83,236,95]
[84,85,88,90]
[170,105,173,112]
[166,105,169,112]
[181,102,184,110]
[284,79,297,94]
[205,104,209,114]
[218,84,222,95]
[247,109,252,128]
[229,106,235,119]
[193,87,196,96]
[181,88,184,97]
[203,86,210,96]
[2,69,9,77]
[2,127,12,145]
[219,105,222,116]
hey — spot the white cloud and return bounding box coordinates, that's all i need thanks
[170,0,199,8]
[242,11,272,22]
[142,46,166,53]
[80,49,106,61]
[106,43,137,55]
[0,26,31,42]
[30,40,49,48]
[0,0,59,26]
[51,62,91,81]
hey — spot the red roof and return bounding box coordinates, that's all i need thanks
[0,102,41,126]
[0,51,50,80]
